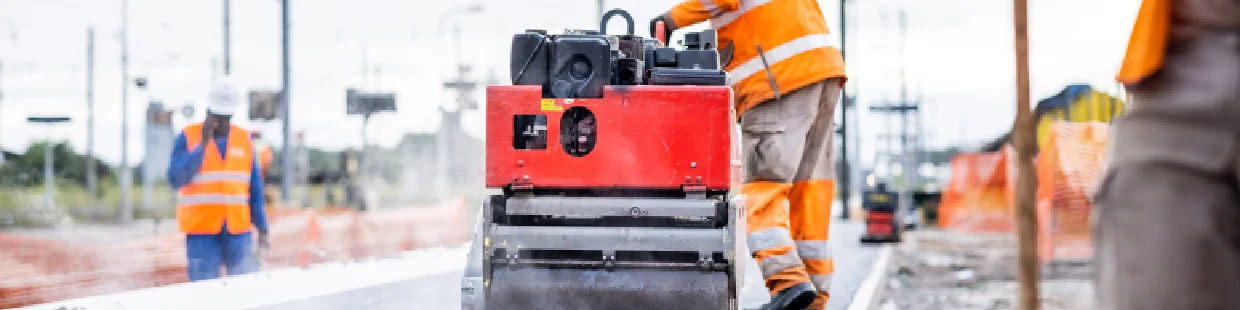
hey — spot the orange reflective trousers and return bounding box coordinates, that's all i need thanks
[741,79,842,309]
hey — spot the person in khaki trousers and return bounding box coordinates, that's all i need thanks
[739,79,843,310]
[651,0,847,308]
[1096,0,1240,309]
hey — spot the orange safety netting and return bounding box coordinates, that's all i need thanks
[1035,122,1109,262]
[0,199,469,308]
[939,122,1110,263]
[939,147,1016,233]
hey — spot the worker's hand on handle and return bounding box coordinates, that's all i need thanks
[649,15,672,45]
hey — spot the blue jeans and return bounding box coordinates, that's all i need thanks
[185,230,259,281]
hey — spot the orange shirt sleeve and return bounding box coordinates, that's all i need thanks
[667,0,740,29]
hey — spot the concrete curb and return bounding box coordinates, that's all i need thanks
[845,245,894,310]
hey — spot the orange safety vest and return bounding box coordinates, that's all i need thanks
[178,123,255,234]
[668,0,847,116]
[1117,0,1170,85]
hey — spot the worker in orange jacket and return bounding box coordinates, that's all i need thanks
[652,1,846,309]
[168,78,271,281]
[1095,0,1240,308]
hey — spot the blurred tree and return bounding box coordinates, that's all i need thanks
[0,142,114,188]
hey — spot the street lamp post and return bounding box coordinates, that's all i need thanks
[119,0,133,223]
[437,4,484,79]
[28,117,72,210]
[280,0,292,201]
[435,4,483,197]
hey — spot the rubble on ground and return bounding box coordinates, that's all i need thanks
[875,229,1094,310]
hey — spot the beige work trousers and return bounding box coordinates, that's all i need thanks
[1094,33,1240,310]
[741,78,843,309]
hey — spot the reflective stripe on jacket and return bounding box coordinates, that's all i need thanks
[666,0,847,116]
[178,123,255,234]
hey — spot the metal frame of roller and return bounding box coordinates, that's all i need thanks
[463,9,740,309]
[463,195,743,310]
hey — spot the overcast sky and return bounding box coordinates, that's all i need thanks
[0,0,1140,167]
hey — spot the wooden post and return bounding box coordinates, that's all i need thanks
[1012,0,1040,309]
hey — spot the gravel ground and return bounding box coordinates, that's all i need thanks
[874,229,1095,310]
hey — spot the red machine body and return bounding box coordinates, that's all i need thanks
[485,85,733,191]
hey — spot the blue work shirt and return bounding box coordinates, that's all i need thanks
[167,131,269,234]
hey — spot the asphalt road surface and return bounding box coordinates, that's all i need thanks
[258,207,881,310]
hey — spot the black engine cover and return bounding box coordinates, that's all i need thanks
[549,35,612,98]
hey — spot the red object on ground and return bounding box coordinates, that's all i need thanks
[485,85,733,191]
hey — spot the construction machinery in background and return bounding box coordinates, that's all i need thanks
[860,182,901,243]
[462,9,742,310]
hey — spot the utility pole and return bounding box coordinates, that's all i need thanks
[1,61,4,158]
[86,27,97,201]
[223,0,231,75]
[360,43,370,181]
[119,0,133,223]
[440,24,480,197]
[1012,0,1040,308]
[280,0,293,201]
[897,10,914,227]
[361,43,368,91]
[838,0,851,219]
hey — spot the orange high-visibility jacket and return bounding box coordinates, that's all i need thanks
[665,0,847,115]
[1117,0,1170,85]
[178,123,255,234]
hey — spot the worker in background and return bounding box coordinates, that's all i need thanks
[651,1,846,309]
[251,132,275,205]
[252,132,274,176]
[167,77,271,281]
[1096,0,1240,308]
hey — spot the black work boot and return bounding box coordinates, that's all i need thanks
[761,282,816,310]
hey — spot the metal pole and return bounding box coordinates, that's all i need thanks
[223,0,231,75]
[838,0,851,219]
[142,130,152,212]
[360,44,368,180]
[897,10,913,228]
[141,102,153,213]
[361,113,370,180]
[0,61,4,156]
[597,0,605,24]
[361,43,368,91]
[87,28,97,201]
[1012,0,1040,308]
[44,131,54,209]
[280,0,292,201]
[120,0,133,223]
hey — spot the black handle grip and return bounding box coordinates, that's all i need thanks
[599,9,635,36]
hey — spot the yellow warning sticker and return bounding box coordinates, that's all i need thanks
[540,99,563,111]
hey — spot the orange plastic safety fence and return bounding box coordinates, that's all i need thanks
[0,199,470,308]
[1035,122,1109,263]
[940,121,1110,264]
[939,148,1016,233]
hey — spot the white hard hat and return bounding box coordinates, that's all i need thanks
[207,77,241,116]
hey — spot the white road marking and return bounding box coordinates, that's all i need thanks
[846,245,893,310]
